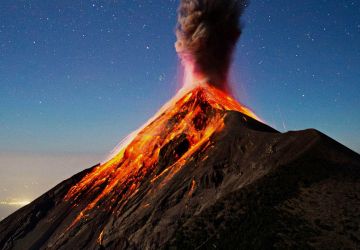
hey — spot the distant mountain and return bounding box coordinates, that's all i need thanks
[1,85,359,250]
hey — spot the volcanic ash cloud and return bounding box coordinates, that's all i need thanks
[175,0,248,91]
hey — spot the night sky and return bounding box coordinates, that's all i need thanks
[0,0,359,219]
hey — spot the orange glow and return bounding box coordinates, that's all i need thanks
[98,230,104,245]
[188,179,196,197]
[64,83,259,229]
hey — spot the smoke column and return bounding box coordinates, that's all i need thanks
[175,0,248,92]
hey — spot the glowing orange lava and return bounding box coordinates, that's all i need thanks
[64,83,259,228]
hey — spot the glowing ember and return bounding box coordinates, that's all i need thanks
[64,83,259,228]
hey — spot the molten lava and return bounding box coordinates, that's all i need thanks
[3,81,358,250]
[64,83,259,228]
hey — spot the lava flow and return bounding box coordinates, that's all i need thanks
[62,0,257,231]
[64,83,259,228]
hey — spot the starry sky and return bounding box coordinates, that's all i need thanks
[0,0,359,219]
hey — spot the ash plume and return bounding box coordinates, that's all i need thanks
[175,0,248,91]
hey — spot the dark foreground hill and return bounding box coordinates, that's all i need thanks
[1,86,359,250]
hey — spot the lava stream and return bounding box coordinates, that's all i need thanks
[64,83,259,228]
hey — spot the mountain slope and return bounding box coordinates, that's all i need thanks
[0,86,359,250]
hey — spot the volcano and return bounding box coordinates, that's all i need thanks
[1,84,359,250]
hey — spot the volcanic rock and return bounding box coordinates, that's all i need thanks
[1,86,359,250]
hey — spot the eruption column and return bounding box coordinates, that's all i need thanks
[175,0,248,92]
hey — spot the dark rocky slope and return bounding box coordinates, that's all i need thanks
[1,88,359,250]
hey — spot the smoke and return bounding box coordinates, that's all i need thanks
[175,0,248,91]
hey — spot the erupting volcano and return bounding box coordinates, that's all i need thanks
[1,0,360,249]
